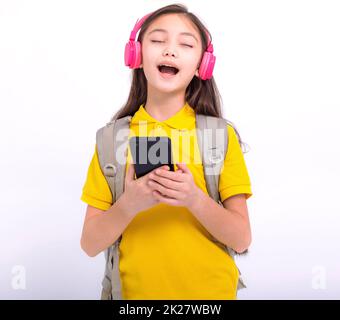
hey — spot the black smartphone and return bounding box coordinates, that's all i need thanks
[129,136,175,178]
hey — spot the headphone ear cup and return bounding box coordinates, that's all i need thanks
[124,40,142,69]
[124,41,133,67]
[198,51,216,80]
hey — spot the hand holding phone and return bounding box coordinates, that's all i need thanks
[122,162,170,217]
[129,136,175,179]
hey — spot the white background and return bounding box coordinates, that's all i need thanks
[1,0,339,299]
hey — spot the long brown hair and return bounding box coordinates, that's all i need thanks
[111,3,249,153]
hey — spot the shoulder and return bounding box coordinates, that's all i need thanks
[226,123,237,137]
[226,123,240,145]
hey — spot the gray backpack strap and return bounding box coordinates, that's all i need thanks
[195,114,227,203]
[195,114,246,292]
[96,115,132,300]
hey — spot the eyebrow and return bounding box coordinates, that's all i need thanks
[147,28,198,43]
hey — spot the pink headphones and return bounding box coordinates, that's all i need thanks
[124,12,216,80]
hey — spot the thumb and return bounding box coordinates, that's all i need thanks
[126,163,136,181]
[176,162,190,174]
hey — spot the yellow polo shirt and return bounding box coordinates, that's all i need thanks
[80,102,253,299]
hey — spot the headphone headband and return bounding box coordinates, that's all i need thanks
[129,13,153,41]
[129,11,213,52]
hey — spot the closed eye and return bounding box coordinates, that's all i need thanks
[151,40,193,48]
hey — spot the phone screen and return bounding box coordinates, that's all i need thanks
[129,136,175,178]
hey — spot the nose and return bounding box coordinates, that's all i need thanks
[163,47,177,58]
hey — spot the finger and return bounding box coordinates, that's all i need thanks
[148,179,181,199]
[176,163,191,175]
[144,165,166,180]
[158,165,170,171]
[149,173,182,191]
[154,167,186,182]
[152,190,180,206]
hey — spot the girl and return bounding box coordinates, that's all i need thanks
[80,3,253,300]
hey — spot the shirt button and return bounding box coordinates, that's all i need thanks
[156,124,163,129]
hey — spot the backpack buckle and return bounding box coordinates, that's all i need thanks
[207,147,224,164]
[104,163,117,177]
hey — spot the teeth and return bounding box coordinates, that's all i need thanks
[159,64,178,69]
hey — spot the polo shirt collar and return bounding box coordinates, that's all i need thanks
[131,101,196,130]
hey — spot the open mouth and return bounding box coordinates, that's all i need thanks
[157,65,179,76]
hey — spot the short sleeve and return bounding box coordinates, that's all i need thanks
[80,144,113,211]
[219,125,253,202]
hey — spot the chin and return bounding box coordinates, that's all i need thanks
[148,78,185,94]
[155,84,185,95]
